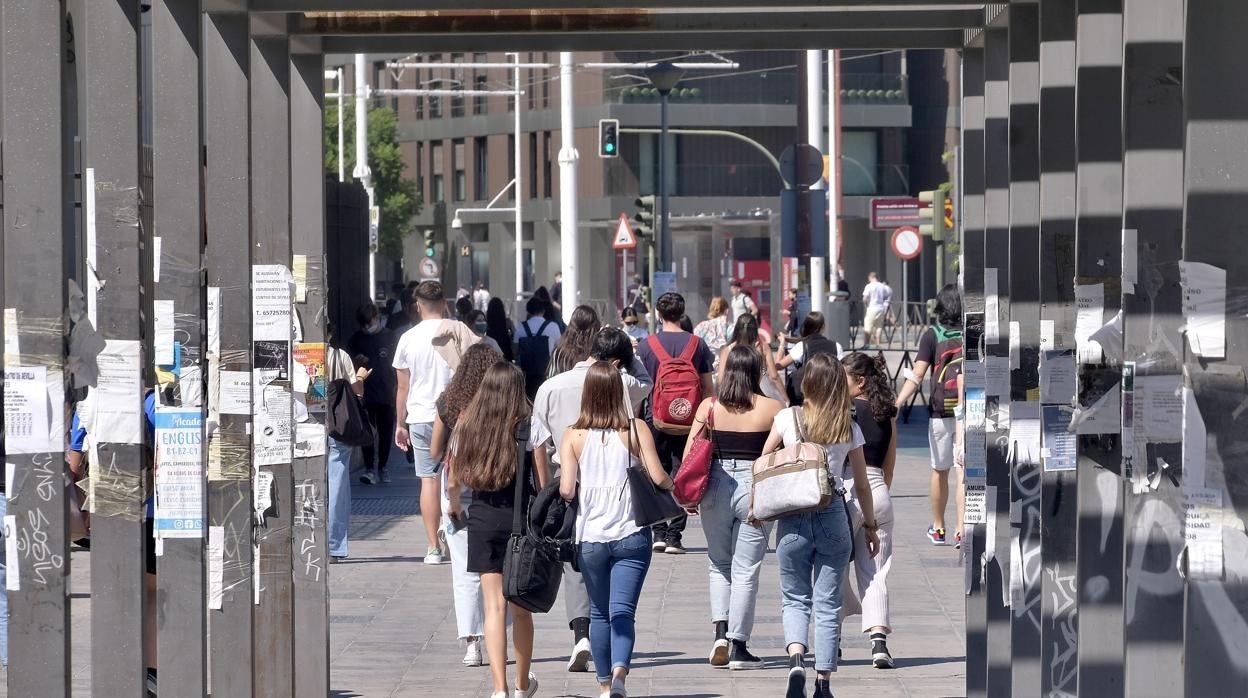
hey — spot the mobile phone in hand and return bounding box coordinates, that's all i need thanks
[448,511,467,533]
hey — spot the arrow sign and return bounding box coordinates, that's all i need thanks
[612,213,638,250]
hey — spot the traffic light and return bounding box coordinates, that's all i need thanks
[634,195,655,240]
[918,188,948,242]
[599,118,620,158]
[423,229,436,258]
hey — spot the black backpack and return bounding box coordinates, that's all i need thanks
[502,420,563,613]
[785,335,840,406]
[517,319,554,394]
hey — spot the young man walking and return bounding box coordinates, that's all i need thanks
[349,302,399,484]
[393,280,477,564]
[534,327,653,672]
[729,279,758,324]
[637,292,715,554]
[862,272,889,348]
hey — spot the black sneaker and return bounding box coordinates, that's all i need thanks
[359,469,376,485]
[727,639,764,670]
[872,640,895,669]
[786,654,806,698]
[813,678,834,698]
[663,536,685,554]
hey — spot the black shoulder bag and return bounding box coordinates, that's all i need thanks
[325,348,377,448]
[502,419,563,613]
[624,418,685,527]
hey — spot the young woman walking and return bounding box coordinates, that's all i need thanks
[446,362,551,698]
[760,353,881,698]
[548,305,603,377]
[559,362,674,698]
[840,352,898,668]
[683,346,783,669]
[717,313,786,404]
[430,343,504,668]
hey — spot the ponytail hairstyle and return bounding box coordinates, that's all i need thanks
[841,352,898,422]
[799,353,854,445]
[729,313,761,348]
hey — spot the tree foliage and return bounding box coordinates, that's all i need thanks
[324,105,421,259]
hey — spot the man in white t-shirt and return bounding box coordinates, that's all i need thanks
[729,279,758,324]
[393,280,466,565]
[861,272,889,348]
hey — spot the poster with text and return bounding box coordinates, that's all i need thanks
[154,408,205,538]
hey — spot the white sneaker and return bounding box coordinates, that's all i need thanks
[567,637,592,672]
[462,638,483,667]
[708,638,729,667]
[609,678,627,698]
[423,547,445,565]
[513,672,538,698]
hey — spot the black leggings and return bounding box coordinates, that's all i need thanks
[362,402,397,471]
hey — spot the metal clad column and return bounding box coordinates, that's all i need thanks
[249,18,295,696]
[1181,2,1248,694]
[1,2,71,694]
[1037,1,1080,694]
[959,43,989,698]
[1006,4,1042,692]
[151,0,207,694]
[202,10,255,695]
[1120,0,1185,693]
[1074,1,1126,694]
[982,23,1014,696]
[290,48,330,697]
[75,1,149,694]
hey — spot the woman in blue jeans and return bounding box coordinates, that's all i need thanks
[682,345,782,669]
[560,362,674,698]
[760,353,881,698]
[327,326,369,561]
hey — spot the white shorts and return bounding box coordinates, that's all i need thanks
[929,417,956,471]
[863,307,886,334]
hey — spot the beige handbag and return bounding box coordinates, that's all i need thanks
[750,410,839,521]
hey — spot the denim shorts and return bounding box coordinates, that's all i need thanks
[408,422,441,478]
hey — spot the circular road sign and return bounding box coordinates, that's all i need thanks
[779,143,824,189]
[419,256,441,280]
[891,226,922,261]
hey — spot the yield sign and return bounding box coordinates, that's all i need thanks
[611,213,638,250]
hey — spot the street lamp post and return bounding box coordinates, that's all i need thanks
[644,61,684,273]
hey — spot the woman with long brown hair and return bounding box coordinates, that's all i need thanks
[682,345,783,669]
[428,343,502,668]
[840,352,899,669]
[446,362,551,698]
[547,305,602,377]
[717,313,786,404]
[558,362,673,698]
[760,353,880,698]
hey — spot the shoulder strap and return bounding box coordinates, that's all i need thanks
[647,334,672,361]
[511,420,530,535]
[537,319,554,336]
[521,321,536,338]
[792,408,805,443]
[678,335,700,362]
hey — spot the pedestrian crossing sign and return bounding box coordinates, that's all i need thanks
[612,213,638,250]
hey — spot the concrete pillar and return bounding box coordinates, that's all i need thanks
[1005,4,1042,692]
[1073,1,1126,694]
[1181,2,1248,694]
[1037,1,1080,695]
[1119,0,1186,693]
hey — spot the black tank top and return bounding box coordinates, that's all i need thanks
[710,429,770,461]
[853,398,892,468]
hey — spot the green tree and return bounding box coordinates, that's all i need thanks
[324,105,421,259]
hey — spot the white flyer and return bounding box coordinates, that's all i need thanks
[154,299,176,366]
[219,370,251,415]
[963,484,987,525]
[251,264,293,342]
[1183,487,1223,581]
[254,470,275,518]
[1039,349,1077,406]
[986,357,1010,398]
[1007,401,1042,466]
[253,375,292,467]
[1074,383,1120,435]
[1074,283,1104,364]
[1181,387,1207,488]
[985,268,1000,344]
[1178,261,1226,359]
[3,366,52,454]
[91,339,144,445]
[154,408,205,539]
[1135,376,1183,444]
[1039,320,1055,351]
[294,421,327,459]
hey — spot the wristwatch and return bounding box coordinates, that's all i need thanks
[863,520,880,532]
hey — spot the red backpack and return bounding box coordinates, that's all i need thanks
[647,334,704,433]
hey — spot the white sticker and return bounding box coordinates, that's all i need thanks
[294,421,327,459]
[253,377,292,467]
[1007,401,1042,466]
[3,366,52,454]
[252,264,293,342]
[1008,321,1021,370]
[1039,319,1055,351]
[1074,283,1104,364]
[254,470,275,518]
[1121,228,1137,294]
[207,287,222,359]
[293,255,308,303]
[964,484,987,524]
[3,308,18,367]
[91,339,144,445]
[985,268,1000,345]
[1183,487,1223,581]
[153,236,163,283]
[4,515,19,590]
[208,525,224,610]
[219,370,251,415]
[154,300,176,367]
[1179,261,1226,359]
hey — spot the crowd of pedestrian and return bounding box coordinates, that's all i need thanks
[326,272,965,698]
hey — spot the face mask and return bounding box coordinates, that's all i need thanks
[473,322,488,335]
[366,318,384,334]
